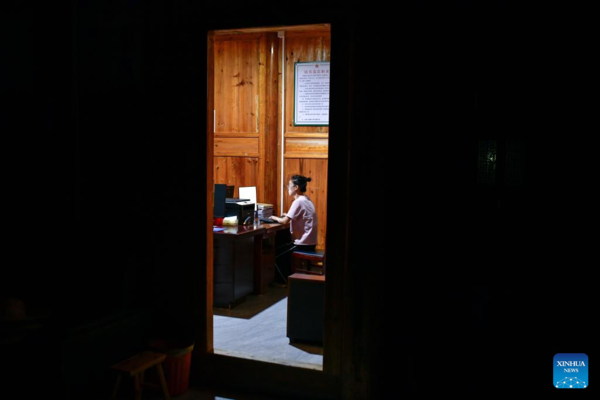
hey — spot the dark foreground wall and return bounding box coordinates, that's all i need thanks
[2,1,596,398]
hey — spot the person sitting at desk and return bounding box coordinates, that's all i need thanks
[271,175,317,282]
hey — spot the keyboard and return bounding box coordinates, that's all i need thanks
[260,218,277,224]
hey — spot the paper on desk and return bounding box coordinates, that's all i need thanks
[222,216,238,225]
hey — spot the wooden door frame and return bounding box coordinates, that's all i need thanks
[198,21,349,398]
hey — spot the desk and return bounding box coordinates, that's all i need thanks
[213,222,289,308]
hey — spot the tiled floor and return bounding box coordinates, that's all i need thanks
[213,287,323,370]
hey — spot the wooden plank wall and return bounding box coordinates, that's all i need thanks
[213,28,330,250]
[213,33,274,202]
[282,30,330,250]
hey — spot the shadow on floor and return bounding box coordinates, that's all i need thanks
[213,287,287,320]
[289,342,323,356]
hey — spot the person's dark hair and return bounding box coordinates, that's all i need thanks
[291,174,312,193]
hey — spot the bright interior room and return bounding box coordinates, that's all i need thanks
[208,24,331,370]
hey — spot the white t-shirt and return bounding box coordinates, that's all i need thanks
[287,195,318,246]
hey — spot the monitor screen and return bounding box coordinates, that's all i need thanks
[226,185,234,198]
[213,184,227,218]
[239,186,257,210]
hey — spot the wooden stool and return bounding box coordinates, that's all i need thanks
[291,250,325,275]
[111,351,171,400]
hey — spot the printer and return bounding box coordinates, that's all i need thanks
[225,199,255,225]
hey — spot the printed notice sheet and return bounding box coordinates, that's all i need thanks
[294,62,330,126]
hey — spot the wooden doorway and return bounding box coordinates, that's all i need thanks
[200,23,341,396]
[208,23,329,366]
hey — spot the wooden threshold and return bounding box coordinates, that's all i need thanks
[192,352,338,400]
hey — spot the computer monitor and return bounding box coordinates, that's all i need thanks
[226,185,234,198]
[239,186,257,210]
[213,184,227,218]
